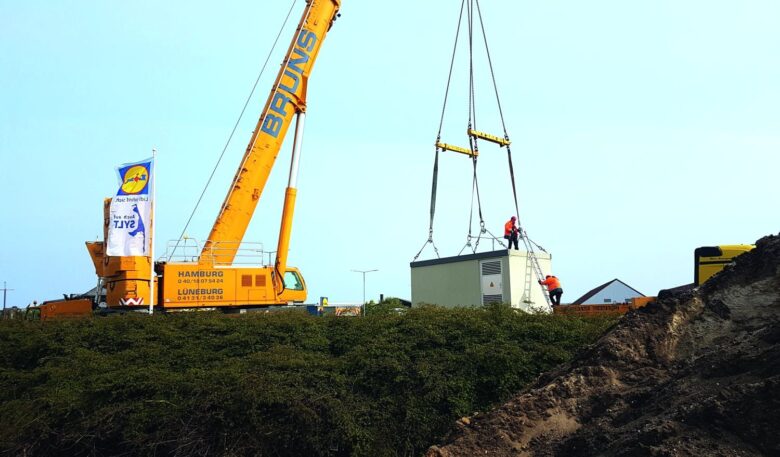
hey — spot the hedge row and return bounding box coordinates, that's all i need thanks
[0,304,616,456]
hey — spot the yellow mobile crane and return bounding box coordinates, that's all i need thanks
[85,0,342,311]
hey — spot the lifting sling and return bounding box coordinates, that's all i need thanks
[412,0,552,310]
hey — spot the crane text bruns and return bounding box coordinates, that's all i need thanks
[260,29,317,138]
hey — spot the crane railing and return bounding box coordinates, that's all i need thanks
[163,239,267,266]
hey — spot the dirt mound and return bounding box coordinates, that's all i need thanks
[427,234,780,456]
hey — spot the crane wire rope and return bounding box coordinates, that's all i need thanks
[473,1,550,308]
[460,0,512,255]
[477,0,547,252]
[416,0,532,260]
[463,0,488,254]
[167,0,299,262]
[475,0,525,241]
[415,0,501,260]
[414,0,550,307]
[413,0,467,261]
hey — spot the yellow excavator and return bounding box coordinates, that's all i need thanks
[77,0,342,312]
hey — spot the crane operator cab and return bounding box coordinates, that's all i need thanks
[284,271,305,291]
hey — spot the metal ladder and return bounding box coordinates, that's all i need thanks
[520,254,535,306]
[520,228,552,311]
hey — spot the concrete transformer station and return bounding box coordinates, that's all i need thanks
[410,249,552,313]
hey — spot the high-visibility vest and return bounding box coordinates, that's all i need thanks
[542,276,561,290]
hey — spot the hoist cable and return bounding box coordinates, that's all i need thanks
[467,0,476,132]
[437,0,466,137]
[475,0,522,227]
[460,182,474,257]
[464,0,475,242]
[420,0,525,260]
[418,0,467,261]
[427,148,440,239]
[483,228,507,248]
[475,0,549,307]
[506,145,521,230]
[413,237,440,261]
[473,156,484,228]
[470,145,484,227]
[467,159,475,240]
[168,0,298,261]
[527,235,547,253]
[476,0,508,136]
[466,0,487,240]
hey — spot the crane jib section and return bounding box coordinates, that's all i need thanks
[261,30,318,138]
[201,0,341,266]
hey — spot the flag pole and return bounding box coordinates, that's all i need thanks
[149,147,157,315]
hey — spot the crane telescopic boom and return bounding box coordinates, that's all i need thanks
[202,0,341,266]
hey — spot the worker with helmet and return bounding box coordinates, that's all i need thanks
[504,216,519,250]
[539,275,563,306]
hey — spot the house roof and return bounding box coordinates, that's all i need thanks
[571,278,645,305]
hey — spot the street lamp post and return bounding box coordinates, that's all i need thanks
[2,281,13,314]
[351,269,378,304]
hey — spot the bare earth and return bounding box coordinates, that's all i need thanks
[428,234,780,457]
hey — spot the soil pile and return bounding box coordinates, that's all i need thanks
[428,234,780,456]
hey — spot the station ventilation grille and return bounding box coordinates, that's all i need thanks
[481,260,503,305]
[482,294,503,304]
[481,260,501,276]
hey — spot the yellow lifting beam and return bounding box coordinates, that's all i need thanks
[436,129,509,158]
[468,129,510,147]
[436,141,477,157]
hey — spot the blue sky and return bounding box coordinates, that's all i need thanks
[1,0,778,308]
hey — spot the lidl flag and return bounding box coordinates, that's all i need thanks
[107,158,154,257]
[117,161,152,195]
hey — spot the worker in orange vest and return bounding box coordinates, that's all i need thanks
[539,275,563,306]
[504,216,519,250]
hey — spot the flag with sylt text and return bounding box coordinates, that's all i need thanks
[106,158,154,256]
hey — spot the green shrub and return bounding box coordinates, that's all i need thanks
[0,306,615,456]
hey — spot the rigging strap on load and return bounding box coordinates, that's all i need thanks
[412,228,441,262]
[415,0,553,309]
[414,0,466,261]
[413,144,442,262]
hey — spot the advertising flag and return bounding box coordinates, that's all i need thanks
[106,158,154,256]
